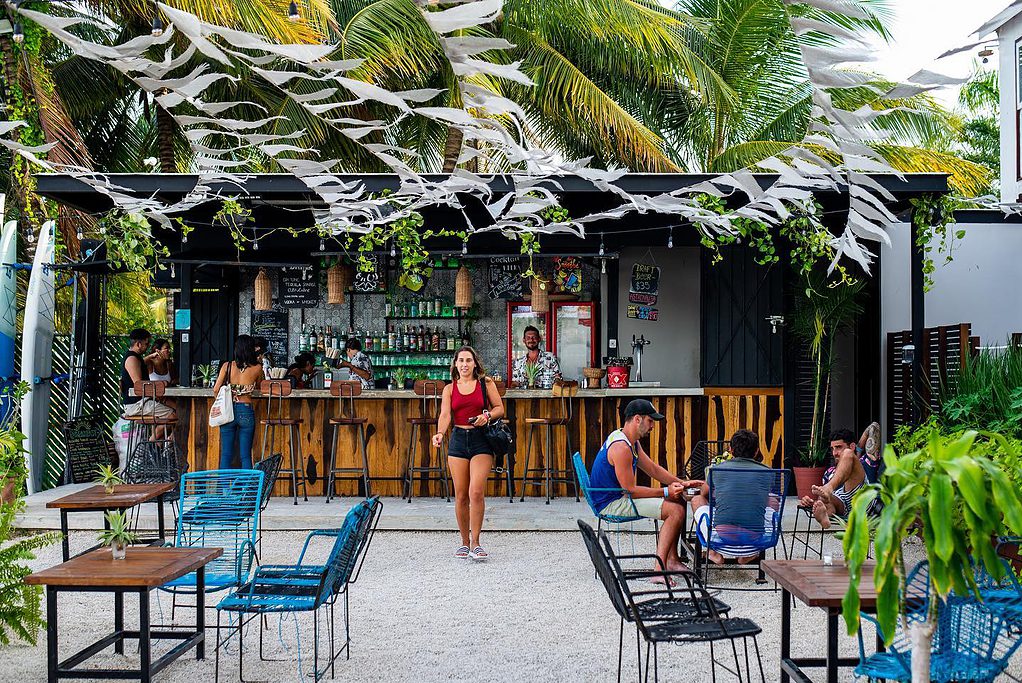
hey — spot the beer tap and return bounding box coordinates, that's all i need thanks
[631,334,651,382]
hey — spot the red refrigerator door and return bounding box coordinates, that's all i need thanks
[551,302,597,382]
[506,301,550,382]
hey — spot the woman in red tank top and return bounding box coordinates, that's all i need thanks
[433,346,505,560]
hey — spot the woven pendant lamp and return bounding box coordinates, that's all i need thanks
[254,268,272,311]
[455,266,473,309]
[327,262,352,304]
[530,274,549,312]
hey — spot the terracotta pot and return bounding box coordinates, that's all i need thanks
[1,476,18,504]
[607,365,630,389]
[793,466,827,500]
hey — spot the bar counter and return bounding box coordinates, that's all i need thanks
[165,386,783,497]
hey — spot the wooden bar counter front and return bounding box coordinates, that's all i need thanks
[165,387,783,498]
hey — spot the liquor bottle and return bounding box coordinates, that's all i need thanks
[410,301,418,318]
[416,324,424,352]
[385,294,392,317]
[325,325,333,351]
[409,325,417,352]
[435,297,443,317]
[388,324,396,352]
[439,328,446,352]
[431,326,440,352]
[446,330,454,351]
[375,330,382,351]
[323,361,333,389]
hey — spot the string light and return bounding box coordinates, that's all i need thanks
[26,227,34,244]
[599,237,605,256]
[287,1,300,21]
[462,239,468,255]
[76,227,83,241]
[170,263,175,278]
[668,227,673,249]
[252,239,259,250]
[319,238,325,251]
[390,241,396,258]
[12,22,23,44]
[151,15,164,37]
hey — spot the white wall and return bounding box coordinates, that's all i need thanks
[613,247,701,387]
[998,14,1022,203]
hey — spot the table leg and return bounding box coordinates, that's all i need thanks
[114,591,124,654]
[46,588,57,683]
[196,566,206,660]
[780,588,791,683]
[827,609,838,683]
[60,510,69,562]
[139,590,151,683]
[156,499,166,545]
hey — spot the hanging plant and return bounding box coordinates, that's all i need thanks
[911,194,966,292]
[99,211,170,272]
[213,197,253,254]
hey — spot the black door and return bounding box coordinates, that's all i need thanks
[176,267,239,373]
[700,247,784,387]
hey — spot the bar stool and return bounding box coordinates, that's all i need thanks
[519,379,580,504]
[486,380,516,502]
[258,379,308,505]
[324,380,372,502]
[124,380,177,458]
[402,379,450,503]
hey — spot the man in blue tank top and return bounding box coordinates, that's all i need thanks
[589,399,704,576]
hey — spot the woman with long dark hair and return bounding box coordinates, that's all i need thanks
[212,334,264,469]
[285,352,316,389]
[432,346,504,560]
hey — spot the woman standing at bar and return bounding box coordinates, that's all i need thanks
[285,352,316,389]
[212,335,264,469]
[432,346,504,560]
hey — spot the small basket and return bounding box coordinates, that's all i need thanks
[582,367,606,381]
[327,263,352,305]
[254,268,272,311]
[455,266,473,309]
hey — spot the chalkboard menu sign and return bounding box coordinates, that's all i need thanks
[628,263,660,321]
[250,306,289,366]
[488,257,523,299]
[64,419,112,484]
[280,266,320,308]
[353,254,384,292]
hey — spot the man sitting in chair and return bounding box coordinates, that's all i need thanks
[588,399,703,578]
[800,428,869,529]
[690,429,777,565]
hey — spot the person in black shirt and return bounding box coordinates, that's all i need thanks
[121,328,175,435]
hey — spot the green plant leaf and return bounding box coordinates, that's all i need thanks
[927,472,954,562]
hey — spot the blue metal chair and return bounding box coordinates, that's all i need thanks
[693,466,789,589]
[856,560,1022,683]
[574,452,658,535]
[214,497,382,682]
[160,470,264,612]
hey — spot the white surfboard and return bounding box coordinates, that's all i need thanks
[21,220,55,494]
[0,197,17,428]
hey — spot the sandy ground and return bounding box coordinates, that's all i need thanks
[1,527,1019,683]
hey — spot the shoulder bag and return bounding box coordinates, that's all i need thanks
[209,362,235,428]
[481,378,513,457]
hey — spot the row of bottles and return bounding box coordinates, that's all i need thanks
[298,323,467,354]
[385,296,456,318]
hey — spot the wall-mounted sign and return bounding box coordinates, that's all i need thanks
[353,254,384,292]
[553,257,582,293]
[280,266,320,308]
[627,304,659,321]
[488,257,523,299]
[628,263,660,307]
[174,308,191,331]
[250,306,288,365]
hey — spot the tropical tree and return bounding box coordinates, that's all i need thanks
[956,66,999,196]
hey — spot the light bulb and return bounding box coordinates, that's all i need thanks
[76,228,83,241]
[390,242,396,257]
[181,231,187,243]
[12,23,24,44]
[319,238,325,251]
[253,240,259,250]
[288,0,300,21]
[599,238,605,256]
[170,263,175,278]
[151,15,164,37]
[668,229,673,249]
[462,240,468,255]
[26,229,34,244]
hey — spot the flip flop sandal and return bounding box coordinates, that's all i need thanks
[469,546,489,561]
[455,545,470,559]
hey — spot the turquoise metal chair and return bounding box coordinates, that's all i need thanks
[574,452,657,533]
[214,497,382,682]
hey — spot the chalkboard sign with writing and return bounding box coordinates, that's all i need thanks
[353,254,384,292]
[280,266,320,308]
[629,263,660,297]
[250,306,289,366]
[488,257,524,299]
[64,419,113,484]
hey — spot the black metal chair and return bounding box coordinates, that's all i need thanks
[122,439,187,538]
[684,439,730,480]
[597,524,765,683]
[520,379,580,504]
[253,453,283,551]
[578,520,730,683]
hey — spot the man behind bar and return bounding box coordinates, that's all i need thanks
[511,325,560,389]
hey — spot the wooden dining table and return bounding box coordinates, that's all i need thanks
[761,559,880,683]
[47,483,176,561]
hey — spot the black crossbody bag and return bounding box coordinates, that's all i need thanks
[481,378,513,457]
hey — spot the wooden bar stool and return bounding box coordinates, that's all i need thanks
[402,379,450,503]
[125,380,177,458]
[258,379,308,505]
[519,379,580,504]
[324,380,372,502]
[486,380,516,502]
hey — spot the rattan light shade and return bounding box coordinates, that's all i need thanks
[455,266,473,309]
[254,268,272,311]
[530,274,549,312]
[327,262,352,304]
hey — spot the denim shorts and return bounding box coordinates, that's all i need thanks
[448,427,493,459]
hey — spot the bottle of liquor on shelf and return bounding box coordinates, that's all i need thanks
[298,324,307,352]
[410,301,418,317]
[447,330,456,351]
[375,330,383,351]
[343,326,352,351]
[409,325,417,352]
[461,330,470,347]
[385,294,392,317]
[434,297,443,317]
[308,326,317,354]
[416,324,425,352]
[431,326,440,352]
[388,324,396,352]
[438,328,446,352]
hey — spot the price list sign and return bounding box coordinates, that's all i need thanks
[488,257,524,299]
[627,263,660,321]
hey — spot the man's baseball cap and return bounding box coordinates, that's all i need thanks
[624,399,664,421]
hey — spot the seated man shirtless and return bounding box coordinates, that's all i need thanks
[801,428,867,529]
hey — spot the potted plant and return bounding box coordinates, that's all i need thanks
[193,363,217,388]
[392,368,407,391]
[523,362,541,389]
[789,275,863,498]
[98,510,138,560]
[95,464,124,494]
[0,382,30,504]
[605,357,633,389]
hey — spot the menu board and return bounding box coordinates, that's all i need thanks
[353,253,384,292]
[488,257,524,299]
[64,419,112,483]
[250,306,288,366]
[628,263,660,321]
[280,266,320,308]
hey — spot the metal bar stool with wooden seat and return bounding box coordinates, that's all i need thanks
[402,379,450,503]
[324,380,372,502]
[486,380,516,502]
[258,379,308,505]
[124,380,177,458]
[519,379,580,504]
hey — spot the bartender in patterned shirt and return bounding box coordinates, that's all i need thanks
[337,337,374,389]
[511,325,561,389]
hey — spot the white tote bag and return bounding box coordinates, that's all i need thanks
[209,363,235,427]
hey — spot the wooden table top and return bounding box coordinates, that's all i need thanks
[25,547,222,588]
[761,559,878,609]
[46,483,176,510]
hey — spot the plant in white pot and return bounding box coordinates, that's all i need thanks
[94,464,124,495]
[98,510,138,560]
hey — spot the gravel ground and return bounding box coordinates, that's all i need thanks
[2,528,1019,683]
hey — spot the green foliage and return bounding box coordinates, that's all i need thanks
[956,66,999,196]
[0,382,30,480]
[523,362,541,385]
[938,345,1022,437]
[842,431,1022,643]
[910,194,967,292]
[93,464,124,492]
[97,510,138,548]
[99,211,170,272]
[0,474,59,646]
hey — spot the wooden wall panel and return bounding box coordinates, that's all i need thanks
[177,390,784,497]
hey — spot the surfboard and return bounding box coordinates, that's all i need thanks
[0,196,17,428]
[21,220,55,494]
